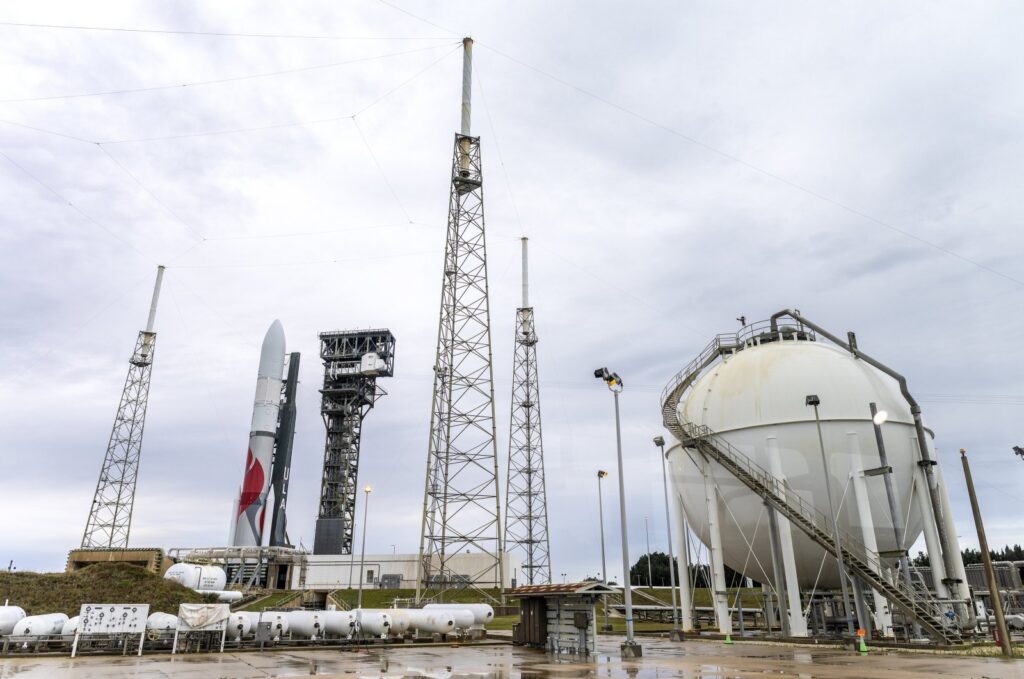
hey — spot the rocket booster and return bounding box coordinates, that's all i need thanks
[232,320,286,546]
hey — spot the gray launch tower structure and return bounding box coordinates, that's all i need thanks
[313,329,395,555]
[82,265,165,549]
[417,38,504,601]
[503,237,552,585]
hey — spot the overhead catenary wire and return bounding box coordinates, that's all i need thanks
[0,20,453,41]
[0,42,456,104]
[351,118,413,223]
[475,42,1024,290]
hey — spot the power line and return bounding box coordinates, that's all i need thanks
[0,20,453,41]
[374,1,461,37]
[351,118,412,223]
[202,221,436,241]
[351,43,460,117]
[0,43,455,104]
[477,43,1024,290]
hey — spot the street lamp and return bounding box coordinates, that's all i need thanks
[594,366,641,657]
[357,485,372,608]
[597,470,612,632]
[806,395,854,635]
[654,435,682,640]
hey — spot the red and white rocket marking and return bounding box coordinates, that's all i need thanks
[232,320,286,546]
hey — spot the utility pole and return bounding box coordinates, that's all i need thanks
[961,448,1012,657]
[82,265,164,549]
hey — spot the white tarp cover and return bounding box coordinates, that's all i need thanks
[176,604,230,631]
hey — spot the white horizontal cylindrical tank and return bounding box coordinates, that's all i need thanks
[12,613,68,636]
[384,609,411,635]
[355,609,391,637]
[206,590,243,603]
[286,610,325,639]
[0,606,26,635]
[322,610,357,637]
[146,612,178,631]
[407,609,455,635]
[60,616,80,636]
[164,563,227,591]
[255,611,290,639]
[423,603,493,626]
[669,336,928,588]
[226,612,252,640]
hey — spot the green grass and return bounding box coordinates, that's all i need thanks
[237,590,302,611]
[330,588,511,609]
[0,563,207,616]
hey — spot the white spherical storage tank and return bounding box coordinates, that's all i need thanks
[163,563,227,591]
[667,331,932,589]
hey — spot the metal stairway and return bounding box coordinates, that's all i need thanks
[667,417,961,644]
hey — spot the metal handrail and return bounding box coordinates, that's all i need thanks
[677,420,958,639]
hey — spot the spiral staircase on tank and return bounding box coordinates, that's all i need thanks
[659,321,963,645]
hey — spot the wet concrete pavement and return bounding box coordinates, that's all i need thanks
[0,636,1021,679]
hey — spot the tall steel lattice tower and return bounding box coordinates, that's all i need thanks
[313,329,395,555]
[503,237,552,585]
[82,265,165,549]
[417,38,504,602]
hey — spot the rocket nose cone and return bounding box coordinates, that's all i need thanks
[258,320,286,377]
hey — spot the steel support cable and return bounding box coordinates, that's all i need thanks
[709,462,778,595]
[351,117,412,223]
[374,0,461,38]
[477,43,1024,290]
[799,475,855,625]
[0,20,453,41]
[474,64,524,235]
[0,43,456,104]
[0,148,155,263]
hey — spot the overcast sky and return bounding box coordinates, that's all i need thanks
[1,2,1021,580]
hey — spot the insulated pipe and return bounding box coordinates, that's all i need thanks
[769,309,971,624]
[912,448,950,598]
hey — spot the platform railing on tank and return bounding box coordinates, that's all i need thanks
[659,320,816,409]
[677,420,960,640]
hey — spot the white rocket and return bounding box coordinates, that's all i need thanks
[232,320,286,546]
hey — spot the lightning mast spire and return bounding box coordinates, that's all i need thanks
[417,37,505,601]
[503,237,552,584]
[82,265,165,549]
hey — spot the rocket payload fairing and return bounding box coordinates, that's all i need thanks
[232,320,286,546]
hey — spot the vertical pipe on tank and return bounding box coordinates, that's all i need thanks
[765,437,808,636]
[848,433,894,637]
[933,454,975,626]
[700,454,731,635]
[912,442,950,599]
[671,485,694,630]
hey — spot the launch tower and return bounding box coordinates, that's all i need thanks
[81,265,165,549]
[313,329,395,555]
[417,38,504,601]
[503,237,552,585]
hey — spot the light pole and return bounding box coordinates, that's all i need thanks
[654,435,682,640]
[357,485,372,608]
[597,470,612,631]
[595,367,641,657]
[806,395,854,635]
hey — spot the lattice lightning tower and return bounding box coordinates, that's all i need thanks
[503,237,552,585]
[82,265,165,549]
[417,38,504,601]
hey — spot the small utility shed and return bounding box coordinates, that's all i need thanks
[510,582,618,655]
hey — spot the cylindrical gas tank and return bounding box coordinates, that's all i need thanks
[255,611,290,639]
[226,612,252,640]
[384,609,411,634]
[12,613,68,636]
[60,616,80,636]
[164,563,227,591]
[355,609,391,637]
[407,609,455,634]
[0,606,26,635]
[670,336,929,588]
[206,590,243,603]
[286,610,325,639]
[322,610,357,637]
[423,603,494,626]
[146,612,178,631]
